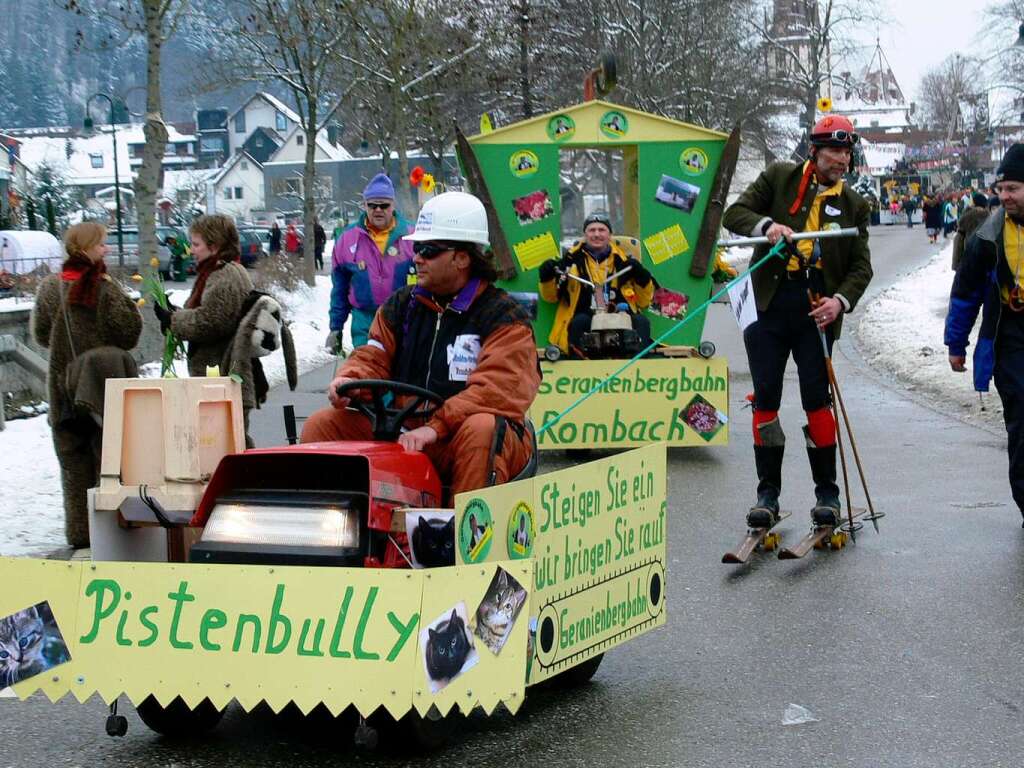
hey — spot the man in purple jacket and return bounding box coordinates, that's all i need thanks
[327,172,416,350]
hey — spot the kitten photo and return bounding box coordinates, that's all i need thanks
[406,510,456,568]
[473,568,528,655]
[419,602,478,693]
[0,602,70,688]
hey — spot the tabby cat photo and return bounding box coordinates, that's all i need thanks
[419,602,478,693]
[473,567,528,655]
[0,601,71,689]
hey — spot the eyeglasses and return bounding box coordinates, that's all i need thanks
[814,129,860,145]
[366,202,393,211]
[412,241,455,259]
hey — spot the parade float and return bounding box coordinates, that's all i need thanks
[459,90,738,450]
[0,376,666,748]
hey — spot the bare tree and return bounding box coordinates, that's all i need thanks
[918,55,987,139]
[198,0,357,286]
[336,0,485,214]
[64,0,191,274]
[752,0,882,138]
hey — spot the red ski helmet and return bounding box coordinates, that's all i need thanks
[810,115,859,149]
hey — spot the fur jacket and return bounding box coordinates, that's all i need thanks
[171,261,253,377]
[32,273,143,427]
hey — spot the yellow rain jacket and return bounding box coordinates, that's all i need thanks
[539,240,653,353]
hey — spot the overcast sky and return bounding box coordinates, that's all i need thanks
[868,0,999,100]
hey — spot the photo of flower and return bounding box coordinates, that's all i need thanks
[512,190,554,226]
[682,394,726,441]
[650,287,688,320]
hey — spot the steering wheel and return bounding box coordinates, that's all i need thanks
[336,379,445,442]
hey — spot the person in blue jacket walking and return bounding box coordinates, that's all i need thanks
[326,173,416,350]
[946,143,1024,524]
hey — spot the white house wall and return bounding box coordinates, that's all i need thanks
[228,100,296,157]
[212,158,264,221]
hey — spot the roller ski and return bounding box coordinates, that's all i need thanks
[722,497,790,564]
[777,501,863,560]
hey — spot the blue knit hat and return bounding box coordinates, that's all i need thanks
[363,172,395,201]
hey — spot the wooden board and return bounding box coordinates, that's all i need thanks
[722,512,791,564]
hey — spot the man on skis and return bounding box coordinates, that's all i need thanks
[722,114,873,529]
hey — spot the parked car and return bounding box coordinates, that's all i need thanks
[104,227,174,277]
[238,229,265,268]
[239,227,271,256]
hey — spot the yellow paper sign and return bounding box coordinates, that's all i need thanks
[0,559,528,719]
[530,358,729,449]
[454,445,668,685]
[643,224,690,265]
[513,232,560,272]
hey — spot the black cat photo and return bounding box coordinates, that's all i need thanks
[419,603,478,693]
[406,510,456,568]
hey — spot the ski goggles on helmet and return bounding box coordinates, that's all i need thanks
[412,241,456,259]
[811,129,859,147]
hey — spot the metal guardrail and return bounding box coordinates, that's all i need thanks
[0,257,59,302]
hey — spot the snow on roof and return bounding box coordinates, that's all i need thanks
[228,92,301,126]
[16,130,133,187]
[272,125,351,162]
[122,123,197,144]
[209,152,260,186]
[162,167,219,197]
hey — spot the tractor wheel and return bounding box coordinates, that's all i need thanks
[369,707,462,752]
[135,695,224,737]
[552,653,604,687]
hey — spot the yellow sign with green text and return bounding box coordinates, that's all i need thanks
[454,445,667,684]
[0,559,530,719]
[530,358,729,449]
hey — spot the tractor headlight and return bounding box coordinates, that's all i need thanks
[202,502,359,549]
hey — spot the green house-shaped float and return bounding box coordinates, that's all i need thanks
[467,99,728,348]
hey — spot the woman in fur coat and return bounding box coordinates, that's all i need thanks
[32,221,143,549]
[154,214,297,446]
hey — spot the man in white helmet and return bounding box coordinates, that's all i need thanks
[301,191,541,495]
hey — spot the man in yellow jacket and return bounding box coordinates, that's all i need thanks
[538,212,653,356]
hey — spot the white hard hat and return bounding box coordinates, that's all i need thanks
[404,191,489,248]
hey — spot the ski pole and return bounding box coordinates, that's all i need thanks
[807,251,878,535]
[826,350,880,533]
[717,227,859,249]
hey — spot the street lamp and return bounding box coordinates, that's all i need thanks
[83,93,125,269]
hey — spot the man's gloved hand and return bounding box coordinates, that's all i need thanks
[539,259,559,282]
[152,301,176,335]
[325,330,344,354]
[629,261,652,286]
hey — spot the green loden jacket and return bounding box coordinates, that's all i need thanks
[722,160,873,339]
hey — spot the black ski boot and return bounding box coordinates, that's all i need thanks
[805,435,841,527]
[747,443,784,529]
[747,492,781,529]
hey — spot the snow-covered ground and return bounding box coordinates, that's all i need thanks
[1,275,345,558]
[855,242,1002,431]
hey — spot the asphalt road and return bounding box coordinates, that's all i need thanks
[6,224,1022,767]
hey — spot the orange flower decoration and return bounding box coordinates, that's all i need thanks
[410,166,425,187]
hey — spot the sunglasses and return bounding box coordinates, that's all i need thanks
[413,241,455,259]
[366,202,393,211]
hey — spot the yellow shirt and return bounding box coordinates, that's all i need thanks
[788,166,844,271]
[367,218,396,256]
[1002,219,1024,304]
